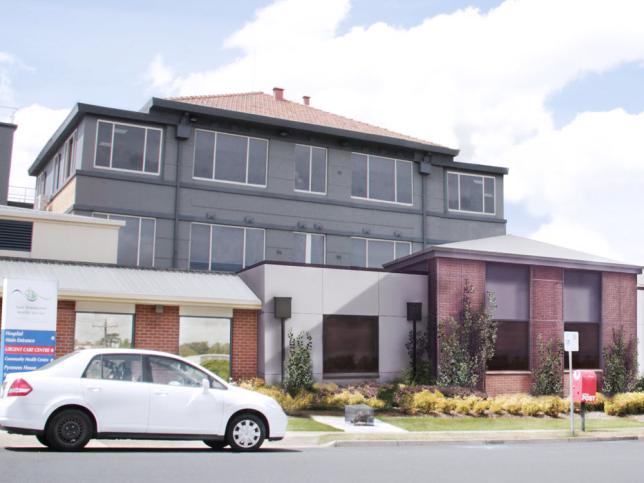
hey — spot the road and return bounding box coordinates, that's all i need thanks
[1,440,643,483]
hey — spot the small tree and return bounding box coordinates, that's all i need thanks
[531,335,563,396]
[437,281,497,389]
[404,328,433,385]
[284,330,314,396]
[602,326,637,395]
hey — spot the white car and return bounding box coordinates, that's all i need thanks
[0,348,287,452]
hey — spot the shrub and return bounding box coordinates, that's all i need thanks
[531,335,563,396]
[284,330,314,396]
[437,281,497,389]
[635,376,644,392]
[604,393,644,416]
[602,326,637,395]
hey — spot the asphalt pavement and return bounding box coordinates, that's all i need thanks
[1,440,643,483]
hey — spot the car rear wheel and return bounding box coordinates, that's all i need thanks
[36,434,50,448]
[203,440,228,450]
[226,413,265,452]
[46,409,93,451]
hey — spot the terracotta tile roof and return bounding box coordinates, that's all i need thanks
[169,91,448,149]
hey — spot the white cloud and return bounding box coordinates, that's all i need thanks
[10,104,70,188]
[144,53,175,95]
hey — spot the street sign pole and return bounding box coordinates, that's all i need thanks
[568,350,574,435]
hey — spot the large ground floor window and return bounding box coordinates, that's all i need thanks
[179,317,231,380]
[488,321,529,370]
[74,313,134,350]
[323,315,379,376]
[564,322,600,369]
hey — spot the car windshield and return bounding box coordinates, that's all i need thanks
[36,351,79,371]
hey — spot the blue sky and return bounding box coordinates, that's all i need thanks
[1,0,644,263]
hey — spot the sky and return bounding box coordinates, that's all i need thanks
[1,0,644,264]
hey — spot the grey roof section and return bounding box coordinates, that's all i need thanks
[0,204,124,227]
[0,258,261,308]
[385,234,643,274]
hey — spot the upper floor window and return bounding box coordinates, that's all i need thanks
[294,232,325,264]
[447,171,495,215]
[93,213,156,267]
[351,237,411,268]
[294,145,326,194]
[193,129,268,187]
[95,120,162,175]
[351,153,412,205]
[189,223,265,272]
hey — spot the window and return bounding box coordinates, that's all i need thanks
[351,153,412,204]
[189,223,265,272]
[294,145,326,194]
[179,317,231,380]
[74,313,134,350]
[293,233,325,264]
[95,120,162,174]
[148,356,210,388]
[193,129,268,187]
[486,264,530,370]
[63,131,76,179]
[93,213,155,267]
[53,153,62,192]
[351,237,411,268]
[564,270,601,369]
[323,315,379,375]
[83,354,143,382]
[447,172,495,214]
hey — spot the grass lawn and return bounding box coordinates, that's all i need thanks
[380,415,644,432]
[287,417,342,432]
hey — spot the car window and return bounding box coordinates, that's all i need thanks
[148,356,209,388]
[82,354,143,382]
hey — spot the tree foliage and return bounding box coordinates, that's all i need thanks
[437,281,497,389]
[284,330,314,396]
[531,335,563,396]
[602,325,637,395]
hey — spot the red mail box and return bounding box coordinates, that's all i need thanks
[572,370,597,403]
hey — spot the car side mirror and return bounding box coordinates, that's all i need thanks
[202,378,210,393]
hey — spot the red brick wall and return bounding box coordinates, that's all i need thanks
[601,272,637,367]
[231,309,258,380]
[436,258,486,321]
[133,304,179,354]
[56,300,76,357]
[485,372,532,396]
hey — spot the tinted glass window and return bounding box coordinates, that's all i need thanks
[484,177,495,213]
[148,356,208,387]
[369,156,395,202]
[194,130,215,179]
[112,215,139,266]
[486,263,530,321]
[179,317,231,380]
[112,124,145,172]
[564,270,601,323]
[102,354,143,382]
[367,239,393,268]
[564,323,600,369]
[211,225,244,272]
[189,224,210,271]
[293,233,307,263]
[245,228,265,267]
[96,122,112,167]
[488,321,529,370]
[215,133,246,183]
[396,161,412,204]
[310,234,325,264]
[395,241,411,260]
[145,129,161,173]
[74,313,134,349]
[310,147,327,193]
[351,238,366,267]
[294,145,310,191]
[83,356,102,379]
[323,315,378,374]
[351,153,367,198]
[460,174,484,212]
[247,138,268,185]
[139,218,155,267]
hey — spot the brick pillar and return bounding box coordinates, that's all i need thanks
[601,272,637,368]
[133,305,180,353]
[530,266,564,390]
[231,309,258,380]
[56,300,76,357]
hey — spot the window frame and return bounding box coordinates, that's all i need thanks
[351,153,413,206]
[446,171,496,216]
[192,128,268,188]
[293,144,327,195]
[93,119,163,176]
[179,316,232,381]
[350,236,412,268]
[92,213,156,267]
[188,222,266,271]
[74,311,135,351]
[293,232,326,264]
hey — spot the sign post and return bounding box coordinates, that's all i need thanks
[564,331,579,436]
[0,278,58,381]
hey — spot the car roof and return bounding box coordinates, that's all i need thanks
[75,348,186,358]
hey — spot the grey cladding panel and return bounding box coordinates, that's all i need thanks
[486,263,529,321]
[564,270,601,322]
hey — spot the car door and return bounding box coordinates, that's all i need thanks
[145,355,224,435]
[81,353,151,433]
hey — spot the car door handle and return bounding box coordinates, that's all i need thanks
[87,387,102,392]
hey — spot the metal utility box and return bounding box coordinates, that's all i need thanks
[344,404,374,426]
[572,370,597,403]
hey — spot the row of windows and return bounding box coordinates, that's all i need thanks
[67,120,497,215]
[75,313,231,380]
[37,130,80,198]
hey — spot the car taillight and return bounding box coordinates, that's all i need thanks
[7,378,33,397]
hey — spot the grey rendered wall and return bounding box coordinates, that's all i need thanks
[52,110,505,269]
[240,264,428,384]
[0,122,17,204]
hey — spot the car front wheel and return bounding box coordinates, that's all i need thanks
[36,433,50,448]
[226,413,266,452]
[46,409,93,451]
